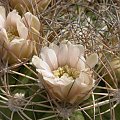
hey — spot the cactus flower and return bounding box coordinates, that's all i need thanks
[32,42,98,104]
[0,10,41,64]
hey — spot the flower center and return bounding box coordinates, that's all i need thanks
[7,26,19,41]
[53,65,80,79]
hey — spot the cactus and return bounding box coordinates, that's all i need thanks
[0,0,120,120]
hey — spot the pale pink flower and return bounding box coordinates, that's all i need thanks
[32,42,98,104]
[0,10,40,64]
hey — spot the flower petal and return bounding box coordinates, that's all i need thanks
[56,76,73,86]
[6,10,21,27]
[49,43,59,55]
[8,39,34,64]
[86,53,98,68]
[0,28,9,44]
[51,85,64,100]
[58,44,68,66]
[76,56,86,71]
[68,43,80,68]
[37,69,54,79]
[64,80,80,103]
[0,15,5,28]
[0,6,6,20]
[22,12,40,31]
[17,21,28,40]
[43,74,73,87]
[0,28,9,58]
[32,55,51,71]
[79,71,91,85]
[40,47,58,70]
[44,76,74,101]
[77,44,84,55]
[31,15,40,31]
[67,76,93,104]
[60,80,75,100]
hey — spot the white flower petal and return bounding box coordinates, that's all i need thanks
[41,47,58,70]
[32,55,51,71]
[67,77,93,104]
[79,71,91,85]
[56,77,73,86]
[6,10,21,27]
[65,80,81,103]
[0,28,9,44]
[45,76,74,101]
[30,15,40,31]
[9,39,33,57]
[44,74,73,88]
[76,56,86,71]
[52,85,64,100]
[0,28,9,57]
[37,69,54,78]
[58,44,68,66]
[61,80,75,99]
[77,44,84,55]
[22,12,40,31]
[86,53,98,68]
[49,43,59,55]
[0,6,6,20]
[68,43,80,68]
[22,12,32,27]
[17,21,28,40]
[0,15,5,28]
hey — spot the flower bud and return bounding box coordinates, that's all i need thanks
[0,10,41,64]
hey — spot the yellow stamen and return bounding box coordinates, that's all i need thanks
[7,26,19,41]
[53,65,80,79]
